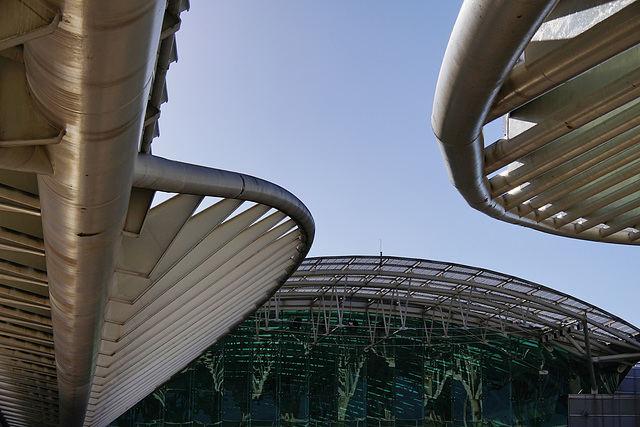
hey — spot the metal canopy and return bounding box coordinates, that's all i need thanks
[432,0,640,244]
[266,256,640,363]
[0,1,315,426]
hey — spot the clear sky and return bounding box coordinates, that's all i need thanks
[154,2,639,328]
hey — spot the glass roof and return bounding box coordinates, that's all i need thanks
[268,256,640,361]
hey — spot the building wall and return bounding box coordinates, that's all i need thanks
[111,310,625,426]
[568,365,640,426]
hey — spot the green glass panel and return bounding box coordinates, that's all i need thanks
[482,341,512,425]
[279,339,309,424]
[451,344,482,425]
[367,344,395,422]
[109,409,133,427]
[395,340,423,425]
[250,341,278,422]
[222,334,251,423]
[309,342,337,424]
[338,345,366,422]
[191,350,223,425]
[114,309,626,427]
[164,387,191,425]
[424,344,452,423]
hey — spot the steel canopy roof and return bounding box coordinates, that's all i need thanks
[432,0,640,244]
[270,256,640,363]
[0,1,314,426]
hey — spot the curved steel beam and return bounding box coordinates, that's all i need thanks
[86,161,314,425]
[22,1,172,425]
[432,0,557,212]
[4,1,315,426]
[432,0,640,244]
[133,154,315,246]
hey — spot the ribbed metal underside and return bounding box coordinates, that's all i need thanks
[433,0,640,244]
[87,195,309,426]
[0,172,56,427]
[0,1,314,426]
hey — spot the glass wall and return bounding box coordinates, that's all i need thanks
[111,310,624,426]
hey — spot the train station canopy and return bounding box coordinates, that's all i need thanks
[433,0,640,244]
[0,1,314,426]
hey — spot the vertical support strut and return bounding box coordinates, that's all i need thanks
[274,293,281,322]
[582,319,598,394]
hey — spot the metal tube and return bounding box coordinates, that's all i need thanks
[592,353,640,363]
[575,197,640,234]
[518,157,640,216]
[133,154,315,247]
[553,178,640,228]
[597,208,640,238]
[504,133,640,209]
[432,0,557,217]
[489,102,640,197]
[24,1,166,425]
[582,320,598,394]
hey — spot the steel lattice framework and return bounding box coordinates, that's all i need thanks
[432,0,640,244]
[264,256,640,365]
[109,255,640,426]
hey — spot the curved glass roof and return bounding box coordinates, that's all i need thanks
[265,256,640,362]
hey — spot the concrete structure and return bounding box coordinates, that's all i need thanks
[432,0,640,244]
[0,1,314,426]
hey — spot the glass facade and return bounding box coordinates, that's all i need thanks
[111,310,625,427]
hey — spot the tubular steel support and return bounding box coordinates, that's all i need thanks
[582,319,598,394]
[433,0,640,244]
[133,154,314,245]
[432,0,558,226]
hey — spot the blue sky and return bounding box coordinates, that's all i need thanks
[154,2,639,327]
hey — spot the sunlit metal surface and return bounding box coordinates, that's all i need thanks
[0,1,314,426]
[432,0,640,244]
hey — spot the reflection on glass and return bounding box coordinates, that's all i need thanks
[112,310,624,426]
